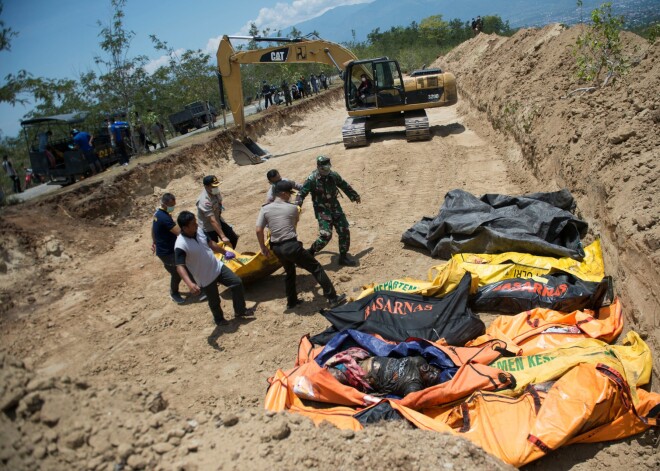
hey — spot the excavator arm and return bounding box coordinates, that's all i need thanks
[216,35,358,140]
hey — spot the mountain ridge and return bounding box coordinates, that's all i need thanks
[282,0,658,43]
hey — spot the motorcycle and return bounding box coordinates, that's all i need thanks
[24,168,44,189]
[24,168,36,189]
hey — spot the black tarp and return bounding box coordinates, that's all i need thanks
[311,273,484,345]
[470,273,613,314]
[402,189,588,260]
[354,402,405,425]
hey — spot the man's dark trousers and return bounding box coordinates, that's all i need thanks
[158,253,182,294]
[201,264,246,323]
[11,175,21,193]
[271,239,336,306]
[204,220,239,250]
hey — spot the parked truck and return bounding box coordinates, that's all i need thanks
[20,112,130,185]
[168,101,217,135]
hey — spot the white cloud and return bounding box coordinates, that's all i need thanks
[242,0,373,35]
[203,0,373,55]
[205,36,222,56]
[144,48,186,74]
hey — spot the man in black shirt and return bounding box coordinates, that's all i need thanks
[262,81,273,109]
[151,193,204,304]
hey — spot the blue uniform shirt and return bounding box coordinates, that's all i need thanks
[73,131,93,152]
[111,121,128,143]
[152,208,177,256]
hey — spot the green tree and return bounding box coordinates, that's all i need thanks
[148,35,218,123]
[0,1,53,106]
[482,15,513,35]
[0,0,16,51]
[573,2,628,87]
[248,23,259,50]
[419,15,449,44]
[94,0,149,120]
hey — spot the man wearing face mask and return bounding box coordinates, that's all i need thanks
[296,156,361,267]
[196,175,239,250]
[152,192,203,304]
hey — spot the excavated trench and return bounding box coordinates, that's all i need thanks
[1,26,659,470]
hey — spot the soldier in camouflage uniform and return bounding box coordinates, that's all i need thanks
[296,155,361,266]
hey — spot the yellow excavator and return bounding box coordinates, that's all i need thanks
[216,35,457,165]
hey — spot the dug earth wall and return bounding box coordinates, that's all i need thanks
[436,24,660,380]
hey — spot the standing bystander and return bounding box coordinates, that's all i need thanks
[37,130,52,152]
[261,81,273,109]
[281,81,292,106]
[319,72,328,90]
[264,169,302,204]
[71,129,103,174]
[2,155,22,193]
[310,74,319,94]
[108,118,130,166]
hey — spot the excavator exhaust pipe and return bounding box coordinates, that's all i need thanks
[231,137,271,166]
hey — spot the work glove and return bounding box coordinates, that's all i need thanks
[224,251,236,260]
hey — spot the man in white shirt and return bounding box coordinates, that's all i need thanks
[2,155,22,194]
[175,211,255,325]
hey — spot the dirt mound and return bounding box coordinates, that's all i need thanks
[0,27,659,470]
[436,24,660,376]
[0,353,513,470]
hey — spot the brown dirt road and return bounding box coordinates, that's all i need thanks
[1,25,658,470]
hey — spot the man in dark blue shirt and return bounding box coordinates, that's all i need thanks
[71,129,102,175]
[108,118,130,166]
[151,193,203,304]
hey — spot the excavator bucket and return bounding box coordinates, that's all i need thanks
[231,137,271,166]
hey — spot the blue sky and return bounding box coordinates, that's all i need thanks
[0,0,373,137]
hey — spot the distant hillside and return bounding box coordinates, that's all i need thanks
[284,0,659,43]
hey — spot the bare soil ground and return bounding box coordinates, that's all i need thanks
[1,25,658,470]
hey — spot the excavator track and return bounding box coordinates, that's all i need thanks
[404,110,431,142]
[342,117,368,148]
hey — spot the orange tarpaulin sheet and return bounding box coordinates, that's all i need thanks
[265,336,516,419]
[466,298,623,355]
[391,363,659,467]
[265,321,659,468]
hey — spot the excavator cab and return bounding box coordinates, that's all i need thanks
[345,59,405,111]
